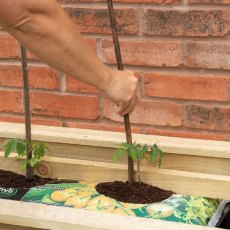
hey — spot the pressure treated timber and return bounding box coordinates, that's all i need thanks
[0,199,225,230]
[1,122,230,158]
[1,122,230,177]
[0,153,229,200]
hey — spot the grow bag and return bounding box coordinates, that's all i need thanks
[0,180,221,227]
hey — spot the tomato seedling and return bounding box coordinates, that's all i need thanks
[114,142,164,182]
[4,138,48,172]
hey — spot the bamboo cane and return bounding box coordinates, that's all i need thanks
[20,45,33,178]
[107,0,134,183]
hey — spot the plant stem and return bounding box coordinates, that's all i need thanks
[137,158,141,182]
[20,44,33,179]
[124,116,135,183]
[107,0,134,183]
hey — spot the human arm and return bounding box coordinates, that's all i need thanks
[0,0,140,115]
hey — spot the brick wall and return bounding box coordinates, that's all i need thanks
[0,0,230,141]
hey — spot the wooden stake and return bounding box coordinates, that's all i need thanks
[107,0,134,183]
[20,45,33,178]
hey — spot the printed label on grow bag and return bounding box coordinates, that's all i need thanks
[0,181,221,226]
[20,181,220,226]
[0,187,29,200]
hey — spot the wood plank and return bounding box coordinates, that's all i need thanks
[0,223,45,230]
[1,139,230,176]
[1,122,230,159]
[146,154,230,176]
[0,199,224,230]
[0,153,229,200]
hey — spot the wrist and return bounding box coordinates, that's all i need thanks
[97,67,114,93]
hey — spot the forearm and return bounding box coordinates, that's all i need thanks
[0,0,140,115]
[0,0,111,92]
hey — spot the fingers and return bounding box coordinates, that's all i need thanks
[105,68,141,116]
[118,84,141,116]
[118,94,136,116]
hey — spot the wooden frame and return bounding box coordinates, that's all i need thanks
[0,122,229,230]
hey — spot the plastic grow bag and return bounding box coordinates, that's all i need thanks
[0,181,224,227]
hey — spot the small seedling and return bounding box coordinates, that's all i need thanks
[114,142,164,182]
[4,138,47,172]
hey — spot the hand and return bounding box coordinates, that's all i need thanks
[103,69,141,116]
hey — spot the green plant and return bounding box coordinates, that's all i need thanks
[4,138,47,172]
[114,142,164,182]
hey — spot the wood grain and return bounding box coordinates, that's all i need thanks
[1,122,230,159]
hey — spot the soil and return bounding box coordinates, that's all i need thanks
[0,169,53,188]
[96,181,174,204]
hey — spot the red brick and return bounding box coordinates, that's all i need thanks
[145,73,229,101]
[66,77,98,94]
[104,100,182,126]
[0,34,18,58]
[0,116,24,123]
[102,40,182,67]
[0,115,62,126]
[28,67,60,90]
[0,65,21,87]
[186,42,230,70]
[145,128,227,141]
[144,10,229,36]
[0,90,22,113]
[183,105,230,131]
[65,8,137,35]
[189,0,230,3]
[30,92,99,119]
[64,122,141,133]
[0,65,59,90]
[31,118,62,126]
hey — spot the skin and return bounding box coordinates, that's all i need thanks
[0,0,140,115]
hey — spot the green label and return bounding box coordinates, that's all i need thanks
[0,187,17,197]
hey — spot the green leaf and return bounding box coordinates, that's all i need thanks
[150,144,164,167]
[4,140,17,158]
[158,148,164,157]
[16,142,26,157]
[157,149,164,168]
[20,160,28,171]
[34,144,45,158]
[29,158,41,168]
[3,139,48,172]
[135,144,141,150]
[129,152,137,162]
[129,145,137,161]
[139,145,148,158]
[113,148,126,162]
[150,148,157,164]
[28,142,36,153]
